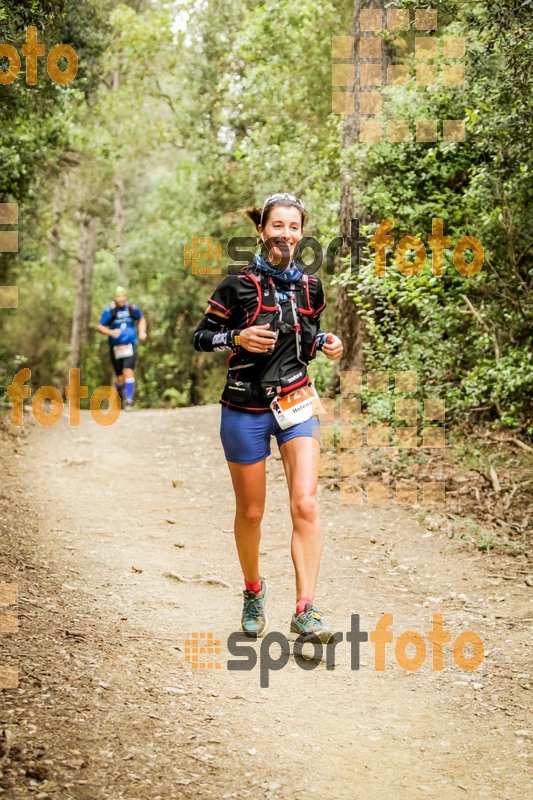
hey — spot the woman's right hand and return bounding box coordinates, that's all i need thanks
[238,323,277,353]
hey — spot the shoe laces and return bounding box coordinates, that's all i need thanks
[302,606,324,624]
[244,592,263,619]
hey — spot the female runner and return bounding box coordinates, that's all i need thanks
[193,193,343,642]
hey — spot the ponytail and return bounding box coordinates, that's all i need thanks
[243,206,262,229]
[243,195,307,230]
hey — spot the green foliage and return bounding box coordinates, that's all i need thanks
[334,0,532,432]
[308,354,334,396]
[452,518,495,553]
[457,350,533,433]
[0,0,530,436]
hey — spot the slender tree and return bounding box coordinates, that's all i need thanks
[327,0,387,396]
[70,213,99,369]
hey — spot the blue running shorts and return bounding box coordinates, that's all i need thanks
[220,406,320,464]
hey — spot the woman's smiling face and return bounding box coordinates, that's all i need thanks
[258,204,304,267]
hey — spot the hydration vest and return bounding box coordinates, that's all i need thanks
[109,302,137,322]
[225,265,322,398]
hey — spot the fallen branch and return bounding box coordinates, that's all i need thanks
[510,437,533,454]
[163,572,232,588]
[484,436,533,454]
[489,466,501,493]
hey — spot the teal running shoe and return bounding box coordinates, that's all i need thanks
[241,578,268,638]
[290,603,334,644]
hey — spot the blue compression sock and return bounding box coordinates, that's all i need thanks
[125,377,135,402]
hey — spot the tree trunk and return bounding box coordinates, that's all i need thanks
[114,175,127,283]
[70,213,99,369]
[111,69,127,285]
[326,0,387,396]
[48,186,61,267]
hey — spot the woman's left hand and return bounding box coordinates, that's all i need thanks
[322,332,343,361]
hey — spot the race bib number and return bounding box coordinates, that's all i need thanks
[113,343,134,359]
[270,384,319,430]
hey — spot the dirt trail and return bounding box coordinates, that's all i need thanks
[0,406,531,799]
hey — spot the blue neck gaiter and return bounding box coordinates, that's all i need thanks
[253,253,304,285]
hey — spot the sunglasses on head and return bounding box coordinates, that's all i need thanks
[260,193,305,226]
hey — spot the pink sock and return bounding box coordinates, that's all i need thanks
[245,579,262,594]
[296,598,313,616]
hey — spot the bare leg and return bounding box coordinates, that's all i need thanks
[227,459,267,583]
[279,436,321,600]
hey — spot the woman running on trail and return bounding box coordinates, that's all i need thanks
[192,193,343,642]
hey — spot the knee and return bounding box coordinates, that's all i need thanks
[236,505,264,527]
[291,494,318,525]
